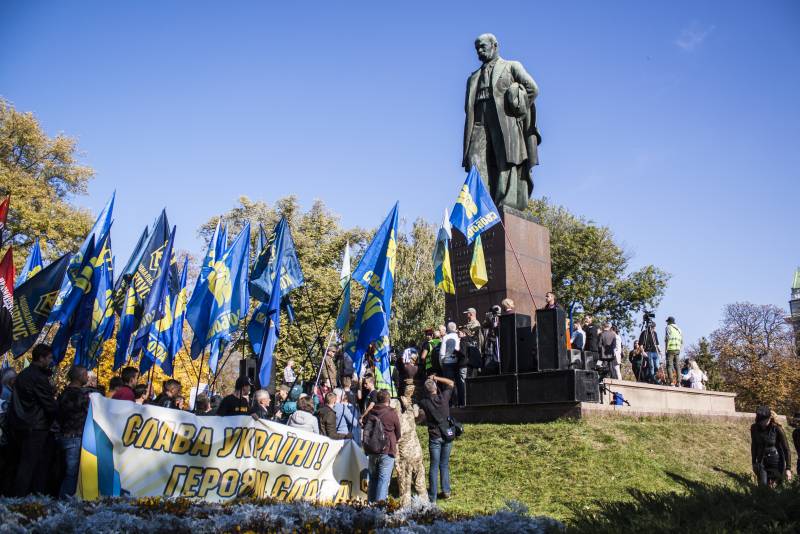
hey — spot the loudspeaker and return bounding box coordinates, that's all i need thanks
[568,349,583,369]
[499,313,534,373]
[536,308,569,370]
[465,374,517,405]
[240,357,257,385]
[516,370,600,403]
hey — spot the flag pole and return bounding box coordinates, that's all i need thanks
[195,349,208,392]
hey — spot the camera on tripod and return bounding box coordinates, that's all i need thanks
[642,310,655,324]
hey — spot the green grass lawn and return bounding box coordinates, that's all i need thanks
[416,417,755,523]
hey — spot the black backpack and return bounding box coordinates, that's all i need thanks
[361,413,387,455]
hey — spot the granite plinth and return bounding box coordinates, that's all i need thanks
[445,207,552,324]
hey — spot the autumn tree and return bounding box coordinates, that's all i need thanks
[708,302,800,413]
[526,197,670,332]
[0,98,94,266]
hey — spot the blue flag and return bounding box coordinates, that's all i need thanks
[349,203,399,378]
[256,225,287,388]
[136,226,176,374]
[50,235,97,364]
[16,238,43,288]
[48,192,114,324]
[249,217,304,304]
[114,225,148,294]
[187,223,251,362]
[114,211,178,365]
[168,259,189,359]
[72,234,115,369]
[11,252,72,357]
[449,165,501,245]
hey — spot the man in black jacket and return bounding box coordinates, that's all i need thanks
[150,379,182,409]
[7,344,58,496]
[56,365,89,497]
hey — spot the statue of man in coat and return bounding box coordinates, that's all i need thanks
[463,34,541,211]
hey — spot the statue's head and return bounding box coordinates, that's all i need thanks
[475,33,499,63]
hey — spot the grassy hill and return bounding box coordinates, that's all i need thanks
[416,416,797,529]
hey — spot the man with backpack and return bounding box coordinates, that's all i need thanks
[362,389,401,502]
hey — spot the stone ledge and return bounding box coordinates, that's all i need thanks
[603,379,736,397]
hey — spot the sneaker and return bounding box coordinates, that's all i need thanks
[438,491,451,500]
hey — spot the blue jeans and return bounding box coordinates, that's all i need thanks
[647,352,659,382]
[57,435,82,498]
[367,454,395,502]
[428,437,453,501]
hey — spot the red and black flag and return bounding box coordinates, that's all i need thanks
[0,247,15,354]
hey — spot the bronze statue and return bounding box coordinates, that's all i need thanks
[463,34,540,211]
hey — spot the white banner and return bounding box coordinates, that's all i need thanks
[78,394,368,502]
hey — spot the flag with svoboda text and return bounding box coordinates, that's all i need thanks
[78,394,368,502]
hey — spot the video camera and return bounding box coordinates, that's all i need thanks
[485,305,502,320]
[642,310,656,325]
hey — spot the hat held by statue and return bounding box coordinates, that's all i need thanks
[504,82,529,118]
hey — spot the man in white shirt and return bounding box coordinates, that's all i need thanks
[439,322,462,406]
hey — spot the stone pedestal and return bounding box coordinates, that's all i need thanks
[445,207,553,324]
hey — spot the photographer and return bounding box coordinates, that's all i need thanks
[638,316,661,383]
[628,341,648,382]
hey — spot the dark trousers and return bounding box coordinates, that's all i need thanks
[442,364,466,407]
[10,428,53,496]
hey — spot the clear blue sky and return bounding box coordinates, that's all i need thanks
[2,1,799,344]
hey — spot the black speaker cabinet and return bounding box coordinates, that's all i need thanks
[535,308,569,370]
[499,313,534,374]
[517,370,600,404]
[465,374,517,405]
[582,350,599,371]
[240,357,258,385]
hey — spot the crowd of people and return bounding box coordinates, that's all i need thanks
[572,314,709,389]
[0,341,462,505]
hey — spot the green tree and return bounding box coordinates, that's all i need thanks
[526,197,669,332]
[0,98,94,265]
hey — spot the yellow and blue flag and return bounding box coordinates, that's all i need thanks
[255,223,287,388]
[433,208,456,294]
[48,192,114,325]
[114,211,178,365]
[247,218,304,365]
[139,257,186,377]
[48,234,98,365]
[72,234,115,368]
[349,203,399,379]
[249,217,304,303]
[77,401,121,499]
[134,226,176,373]
[187,223,251,365]
[11,252,72,357]
[112,224,148,311]
[16,238,43,288]
[449,165,501,245]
